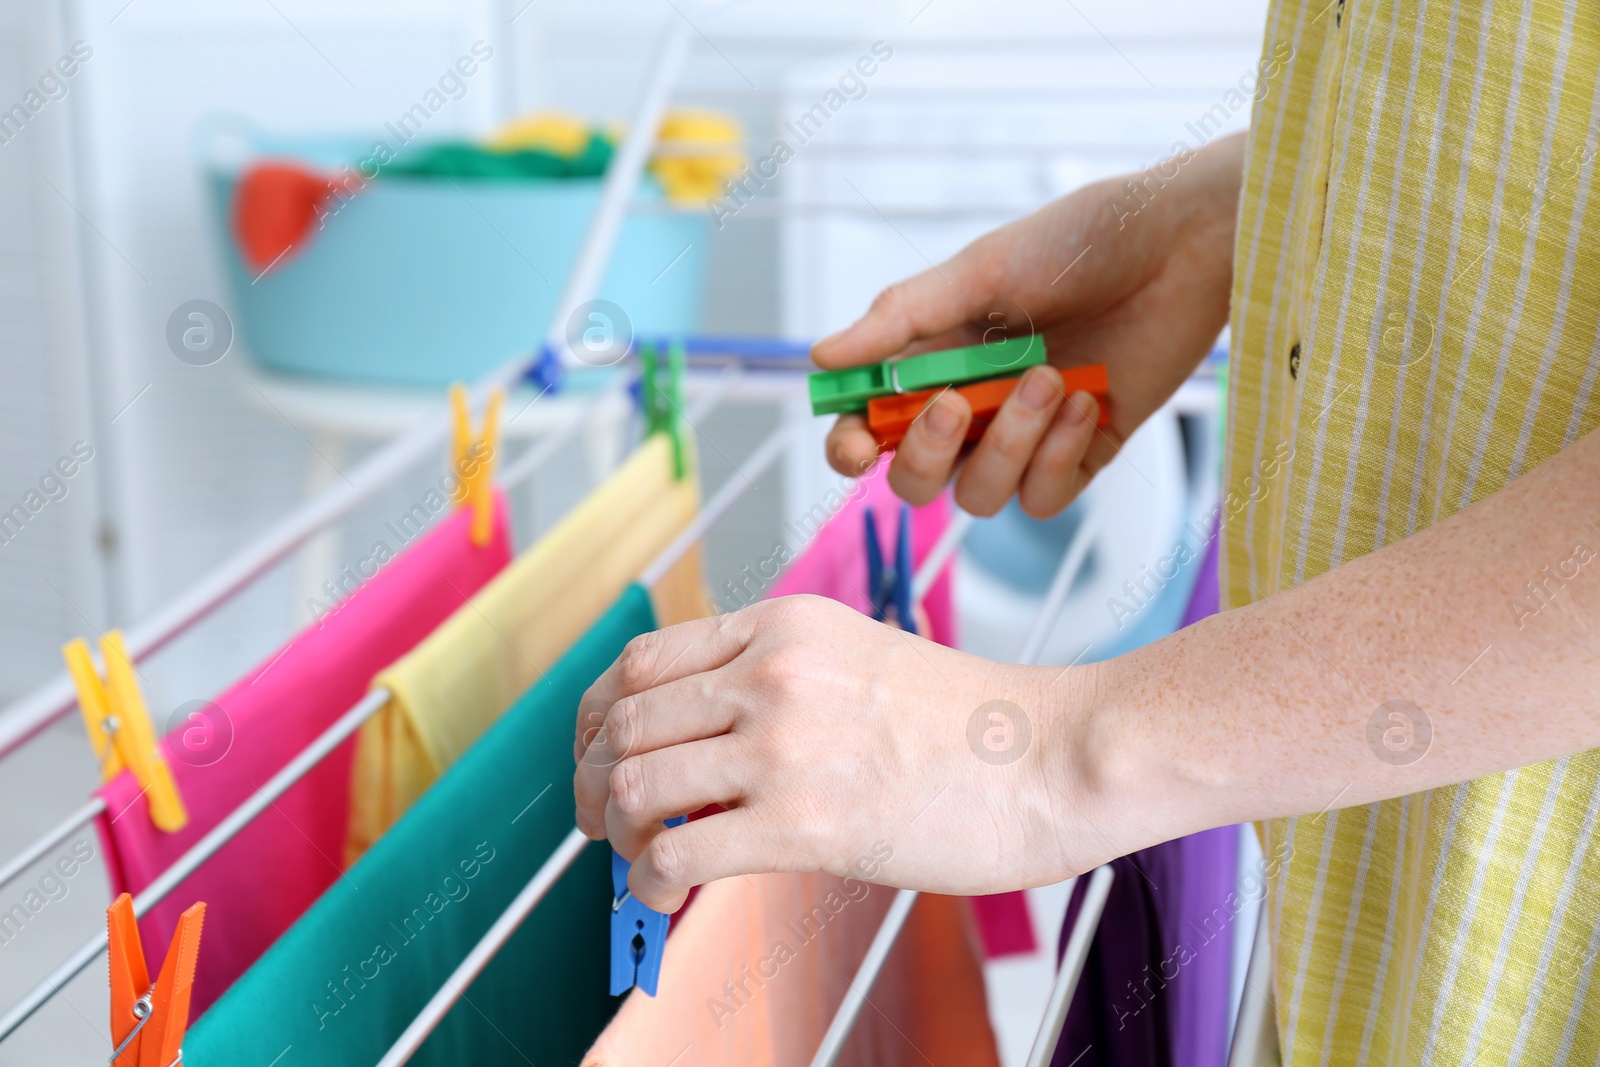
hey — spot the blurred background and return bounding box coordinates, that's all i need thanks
[0,0,1266,1062]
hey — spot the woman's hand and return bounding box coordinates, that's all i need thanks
[572,595,1118,912]
[818,132,1244,517]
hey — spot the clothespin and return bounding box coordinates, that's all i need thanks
[639,341,689,480]
[108,892,204,1067]
[63,632,187,832]
[808,335,1047,416]
[865,503,916,635]
[450,383,504,546]
[610,814,686,997]
[867,363,1112,450]
[527,344,567,395]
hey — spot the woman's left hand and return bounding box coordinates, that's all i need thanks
[572,594,1115,912]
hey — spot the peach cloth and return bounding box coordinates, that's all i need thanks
[582,876,999,1067]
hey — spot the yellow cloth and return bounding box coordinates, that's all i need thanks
[486,110,596,156]
[651,108,746,202]
[346,434,711,863]
[1226,0,1600,1063]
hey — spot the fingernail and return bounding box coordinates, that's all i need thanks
[1019,368,1060,411]
[924,395,959,439]
[1064,390,1097,427]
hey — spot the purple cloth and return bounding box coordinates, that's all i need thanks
[1051,522,1238,1067]
[1178,525,1222,631]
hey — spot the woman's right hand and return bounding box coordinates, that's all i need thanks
[817,131,1245,518]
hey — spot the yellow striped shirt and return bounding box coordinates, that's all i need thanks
[1223,0,1600,1061]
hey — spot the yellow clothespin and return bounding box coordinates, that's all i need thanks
[63,631,188,832]
[450,383,504,547]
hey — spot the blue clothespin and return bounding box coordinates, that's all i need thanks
[864,503,916,635]
[610,814,686,997]
[526,344,567,394]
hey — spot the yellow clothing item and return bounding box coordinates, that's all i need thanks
[486,110,595,156]
[1226,0,1600,1063]
[651,108,746,202]
[345,434,711,862]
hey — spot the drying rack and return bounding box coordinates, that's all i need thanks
[0,15,1273,1067]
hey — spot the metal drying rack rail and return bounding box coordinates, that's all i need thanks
[0,18,703,1045]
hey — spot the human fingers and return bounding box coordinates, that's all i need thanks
[575,670,744,837]
[825,412,887,478]
[953,365,1068,516]
[886,389,973,506]
[1018,392,1100,518]
[574,612,755,765]
[605,736,747,859]
[625,808,775,912]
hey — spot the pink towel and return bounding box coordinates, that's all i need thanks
[765,466,1035,958]
[93,493,512,1014]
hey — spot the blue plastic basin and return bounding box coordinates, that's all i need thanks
[206,136,709,387]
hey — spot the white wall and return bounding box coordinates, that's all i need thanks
[0,2,109,700]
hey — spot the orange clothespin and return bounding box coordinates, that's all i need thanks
[450,382,504,547]
[63,631,187,832]
[108,893,205,1067]
[867,363,1112,450]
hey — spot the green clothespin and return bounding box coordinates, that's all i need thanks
[640,340,689,480]
[808,334,1047,416]
[666,340,688,480]
[641,340,662,433]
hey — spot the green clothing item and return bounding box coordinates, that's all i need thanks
[383,136,614,181]
[185,584,656,1066]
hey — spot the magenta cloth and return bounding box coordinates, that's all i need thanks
[93,494,512,1015]
[764,466,1036,958]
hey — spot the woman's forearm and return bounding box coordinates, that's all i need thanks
[1076,425,1600,853]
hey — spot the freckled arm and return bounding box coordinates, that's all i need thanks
[1075,425,1600,847]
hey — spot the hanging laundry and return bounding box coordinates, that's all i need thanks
[345,433,709,862]
[1052,522,1240,1067]
[183,584,661,1066]
[93,493,512,1015]
[583,874,1000,1067]
[583,466,1002,1066]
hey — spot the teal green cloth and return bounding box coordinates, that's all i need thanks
[383,137,614,181]
[186,584,657,1066]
